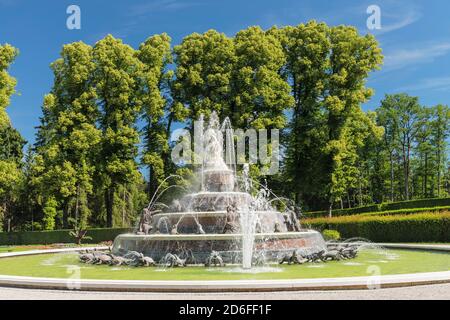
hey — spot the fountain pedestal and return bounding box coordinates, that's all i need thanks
[112,112,327,266]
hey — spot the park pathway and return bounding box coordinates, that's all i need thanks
[0,283,449,300]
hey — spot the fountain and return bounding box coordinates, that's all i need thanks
[112,112,327,267]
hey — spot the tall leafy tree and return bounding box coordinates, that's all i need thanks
[138,33,173,196]
[172,29,236,124]
[323,26,383,214]
[33,42,100,229]
[376,98,401,201]
[430,104,450,197]
[92,35,143,227]
[276,21,331,206]
[280,22,383,212]
[376,94,425,200]
[232,26,293,129]
[0,44,25,231]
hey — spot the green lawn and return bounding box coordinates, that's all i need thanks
[0,249,448,280]
[0,243,101,254]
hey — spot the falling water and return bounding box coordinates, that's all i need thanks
[239,165,264,269]
[239,203,260,269]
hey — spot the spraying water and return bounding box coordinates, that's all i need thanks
[113,111,327,268]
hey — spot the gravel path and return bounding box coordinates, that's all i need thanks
[0,284,449,300]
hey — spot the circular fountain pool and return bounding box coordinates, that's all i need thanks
[0,248,448,281]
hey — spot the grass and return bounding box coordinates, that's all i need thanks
[0,243,105,254]
[0,249,448,280]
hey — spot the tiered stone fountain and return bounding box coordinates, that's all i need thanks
[112,113,326,268]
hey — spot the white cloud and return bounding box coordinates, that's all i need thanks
[397,77,450,92]
[384,43,450,70]
[376,7,421,34]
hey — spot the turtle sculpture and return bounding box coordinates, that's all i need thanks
[279,250,307,265]
[95,253,114,265]
[109,255,131,266]
[79,252,96,264]
[321,250,344,261]
[162,253,187,268]
[79,250,156,267]
[339,246,359,259]
[204,251,225,267]
[303,250,325,263]
[138,254,156,267]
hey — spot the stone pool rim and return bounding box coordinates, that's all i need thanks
[0,243,449,292]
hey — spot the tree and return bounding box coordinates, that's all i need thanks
[414,108,433,198]
[280,22,383,213]
[276,21,331,206]
[232,26,293,129]
[92,35,143,227]
[33,42,100,229]
[324,26,383,215]
[377,94,424,200]
[376,98,400,201]
[0,44,18,130]
[0,43,25,231]
[172,30,236,124]
[138,33,173,197]
[430,104,450,197]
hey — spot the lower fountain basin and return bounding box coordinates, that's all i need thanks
[112,230,327,265]
[153,210,288,234]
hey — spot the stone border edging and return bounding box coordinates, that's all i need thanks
[376,243,450,252]
[0,244,448,292]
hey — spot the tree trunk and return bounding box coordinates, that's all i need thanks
[347,192,351,208]
[105,187,114,228]
[402,142,410,201]
[358,174,363,207]
[62,200,69,229]
[122,188,126,227]
[389,152,394,202]
[75,185,80,226]
[424,153,428,198]
[437,149,441,197]
[328,197,333,218]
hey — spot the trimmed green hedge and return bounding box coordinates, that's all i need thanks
[305,212,450,243]
[305,197,450,218]
[0,228,132,246]
[360,206,450,217]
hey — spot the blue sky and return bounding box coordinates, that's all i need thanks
[1,0,450,145]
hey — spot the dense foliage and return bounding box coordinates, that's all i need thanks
[304,212,450,242]
[305,197,450,217]
[0,21,449,232]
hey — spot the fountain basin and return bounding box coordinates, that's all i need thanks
[112,230,326,264]
[179,191,254,212]
[153,210,287,234]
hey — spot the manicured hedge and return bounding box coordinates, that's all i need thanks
[304,212,450,243]
[0,228,132,246]
[305,197,450,218]
[360,206,450,217]
[381,198,450,211]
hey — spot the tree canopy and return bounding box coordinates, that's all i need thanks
[0,22,449,231]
